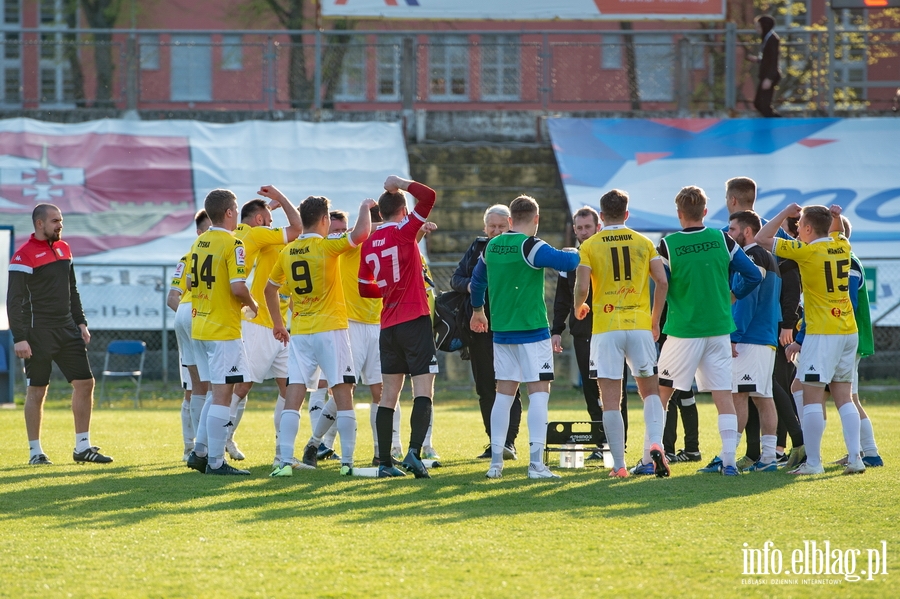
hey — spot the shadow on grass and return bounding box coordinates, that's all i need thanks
[0,458,816,530]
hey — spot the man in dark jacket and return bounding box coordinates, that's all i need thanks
[451,204,521,459]
[749,14,782,117]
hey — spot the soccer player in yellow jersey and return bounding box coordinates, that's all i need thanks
[267,195,375,476]
[758,203,862,475]
[167,210,211,461]
[573,191,669,478]
[186,189,258,476]
[228,186,302,462]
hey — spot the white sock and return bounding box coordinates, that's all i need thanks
[802,403,825,468]
[602,410,626,470]
[392,401,402,448]
[323,399,339,449]
[370,402,379,454]
[718,414,738,469]
[642,394,664,463]
[527,391,550,466]
[193,392,214,455]
[228,393,247,440]
[311,397,337,445]
[423,409,434,448]
[189,391,207,438]
[28,439,45,459]
[761,435,777,464]
[859,417,879,456]
[180,399,194,446]
[75,432,91,454]
[308,387,328,433]
[278,410,301,463]
[206,404,232,469]
[336,410,357,466]
[274,395,286,461]
[490,393,515,468]
[837,402,862,461]
[792,390,804,427]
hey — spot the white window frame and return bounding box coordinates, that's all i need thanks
[428,34,468,101]
[479,34,519,101]
[139,34,160,70]
[221,34,242,71]
[38,0,74,108]
[601,34,622,70]
[334,36,366,101]
[375,36,401,102]
[0,0,21,106]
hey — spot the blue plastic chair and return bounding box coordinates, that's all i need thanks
[99,340,146,407]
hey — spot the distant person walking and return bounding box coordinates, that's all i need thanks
[7,204,112,465]
[748,14,782,118]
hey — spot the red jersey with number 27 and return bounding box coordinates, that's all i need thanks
[358,182,436,329]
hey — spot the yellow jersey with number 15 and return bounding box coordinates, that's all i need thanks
[269,233,355,335]
[190,227,247,341]
[773,233,857,335]
[578,224,659,334]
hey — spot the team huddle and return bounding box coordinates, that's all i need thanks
[9,174,881,479]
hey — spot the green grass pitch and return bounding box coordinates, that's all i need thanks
[0,386,897,598]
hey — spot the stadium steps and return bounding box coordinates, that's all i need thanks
[408,143,571,266]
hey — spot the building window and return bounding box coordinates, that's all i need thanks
[480,35,519,101]
[601,34,622,70]
[429,35,468,100]
[38,0,75,107]
[834,9,867,102]
[221,34,242,71]
[335,37,365,101]
[140,34,159,70]
[4,0,19,25]
[0,2,20,106]
[170,34,211,102]
[376,37,400,101]
[635,35,674,102]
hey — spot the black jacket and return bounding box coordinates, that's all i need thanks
[551,269,592,338]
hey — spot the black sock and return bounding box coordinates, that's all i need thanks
[376,407,395,466]
[408,396,433,453]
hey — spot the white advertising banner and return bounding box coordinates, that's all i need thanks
[322,0,726,20]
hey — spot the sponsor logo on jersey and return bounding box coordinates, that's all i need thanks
[487,244,520,255]
[603,304,615,313]
[235,246,246,266]
[831,308,842,317]
[673,240,722,256]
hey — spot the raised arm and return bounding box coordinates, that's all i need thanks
[258,184,303,242]
[757,203,801,251]
[349,198,377,246]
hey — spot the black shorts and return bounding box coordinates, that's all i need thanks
[380,315,439,377]
[25,324,93,387]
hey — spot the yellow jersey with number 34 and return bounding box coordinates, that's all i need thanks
[190,227,247,341]
[269,233,355,335]
[578,224,659,334]
[773,233,856,335]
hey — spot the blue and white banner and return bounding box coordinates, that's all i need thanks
[548,117,900,260]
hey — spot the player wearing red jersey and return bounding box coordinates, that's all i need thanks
[358,175,437,478]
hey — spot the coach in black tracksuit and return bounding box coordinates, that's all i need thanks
[451,206,521,459]
[750,14,782,118]
[7,203,112,465]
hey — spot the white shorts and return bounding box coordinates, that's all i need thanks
[658,335,731,392]
[288,329,355,389]
[731,343,775,397]
[494,339,554,383]
[196,339,250,385]
[180,364,191,391]
[349,320,382,386]
[174,303,197,366]
[798,333,858,387]
[852,354,861,394]
[242,320,289,383]
[589,330,657,380]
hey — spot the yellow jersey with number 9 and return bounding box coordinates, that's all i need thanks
[269,233,355,335]
[190,227,247,341]
[773,233,857,335]
[578,225,658,334]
